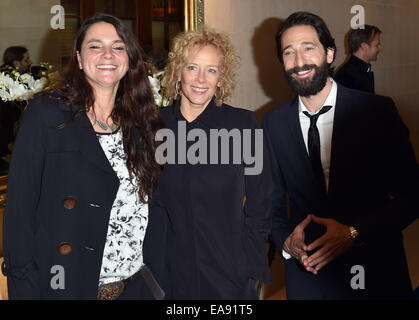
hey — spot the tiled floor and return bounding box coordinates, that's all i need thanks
[266,287,287,300]
[0,258,7,300]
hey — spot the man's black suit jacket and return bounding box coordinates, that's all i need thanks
[334,55,375,94]
[263,84,419,299]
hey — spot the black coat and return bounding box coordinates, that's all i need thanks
[263,84,419,299]
[2,93,169,299]
[0,101,21,173]
[158,99,273,299]
[334,55,375,94]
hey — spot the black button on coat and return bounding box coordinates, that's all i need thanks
[2,93,170,299]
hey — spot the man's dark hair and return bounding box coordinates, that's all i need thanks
[3,46,27,66]
[275,12,336,64]
[348,25,382,54]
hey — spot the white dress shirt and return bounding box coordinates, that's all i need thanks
[282,78,337,260]
[299,78,337,191]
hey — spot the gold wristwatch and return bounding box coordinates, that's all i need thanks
[349,226,359,240]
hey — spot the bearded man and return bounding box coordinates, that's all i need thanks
[262,12,419,299]
[334,25,382,94]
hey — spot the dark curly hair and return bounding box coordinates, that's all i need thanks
[3,46,27,66]
[276,11,337,65]
[55,13,163,203]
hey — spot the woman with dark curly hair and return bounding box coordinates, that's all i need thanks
[158,28,273,299]
[2,13,168,300]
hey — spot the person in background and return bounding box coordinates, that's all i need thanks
[2,13,169,300]
[334,25,382,94]
[1,46,32,74]
[158,27,273,299]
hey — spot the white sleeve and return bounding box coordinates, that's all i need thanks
[282,249,292,260]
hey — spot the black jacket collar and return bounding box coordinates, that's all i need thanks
[170,97,224,128]
[348,55,372,73]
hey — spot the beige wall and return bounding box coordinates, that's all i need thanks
[0,0,61,71]
[205,0,419,297]
[205,0,419,150]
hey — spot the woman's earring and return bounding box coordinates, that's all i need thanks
[215,86,224,100]
[175,79,181,96]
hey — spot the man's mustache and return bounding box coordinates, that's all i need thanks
[285,64,318,76]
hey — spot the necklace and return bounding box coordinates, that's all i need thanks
[93,112,119,132]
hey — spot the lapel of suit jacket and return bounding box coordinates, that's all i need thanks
[69,105,118,178]
[328,84,350,198]
[286,97,328,205]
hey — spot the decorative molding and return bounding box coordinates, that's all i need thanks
[184,0,204,31]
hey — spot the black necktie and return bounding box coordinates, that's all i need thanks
[303,105,332,192]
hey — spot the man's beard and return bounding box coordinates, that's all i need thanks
[284,61,330,97]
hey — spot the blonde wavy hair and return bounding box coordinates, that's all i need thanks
[163,27,239,106]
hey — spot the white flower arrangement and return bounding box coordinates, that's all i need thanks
[147,62,170,108]
[0,63,57,105]
[0,70,48,103]
[0,63,57,171]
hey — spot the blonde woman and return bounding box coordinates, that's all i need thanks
[157,28,273,299]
